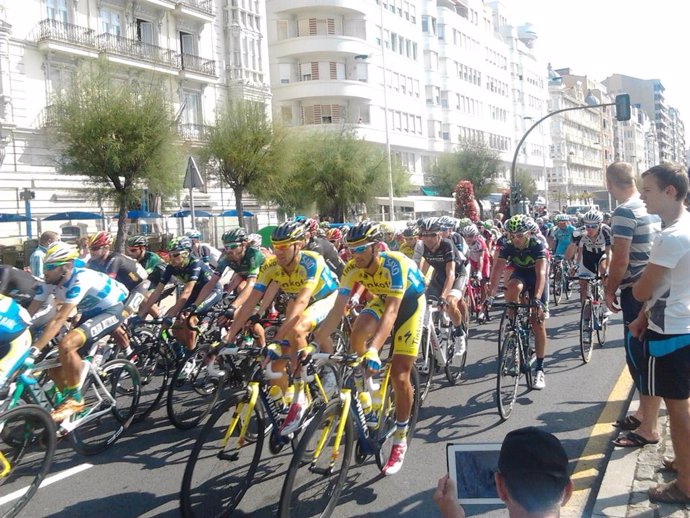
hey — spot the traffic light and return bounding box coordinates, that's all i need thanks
[615,94,631,122]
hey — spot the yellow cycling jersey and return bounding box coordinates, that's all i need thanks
[254,250,337,301]
[398,242,415,259]
[338,251,425,300]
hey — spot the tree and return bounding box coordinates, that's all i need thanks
[50,60,181,251]
[429,139,502,198]
[515,170,537,200]
[205,99,286,227]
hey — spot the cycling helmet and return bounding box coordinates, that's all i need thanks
[87,231,112,249]
[127,235,148,247]
[168,236,192,252]
[525,218,540,233]
[222,227,247,244]
[582,210,603,224]
[505,215,530,234]
[303,218,319,234]
[340,224,351,236]
[461,224,479,237]
[405,219,417,228]
[438,216,455,230]
[536,217,544,225]
[185,230,202,240]
[344,220,382,246]
[418,217,442,233]
[326,228,342,242]
[271,220,306,244]
[380,223,395,235]
[556,214,570,222]
[402,226,418,238]
[44,242,79,265]
[319,221,331,230]
[481,220,494,230]
[247,234,262,248]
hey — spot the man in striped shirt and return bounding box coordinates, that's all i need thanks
[28,231,59,279]
[605,162,662,445]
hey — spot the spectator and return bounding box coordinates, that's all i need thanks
[604,162,662,446]
[29,231,59,279]
[628,163,690,504]
[76,236,90,261]
[434,427,572,517]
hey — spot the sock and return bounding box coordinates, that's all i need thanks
[453,325,465,337]
[63,384,83,403]
[535,357,544,372]
[394,420,409,444]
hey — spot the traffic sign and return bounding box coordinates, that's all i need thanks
[183,156,204,189]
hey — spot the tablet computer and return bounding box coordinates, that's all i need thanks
[446,443,502,504]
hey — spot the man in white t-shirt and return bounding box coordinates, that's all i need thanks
[627,163,690,505]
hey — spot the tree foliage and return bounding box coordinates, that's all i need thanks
[49,60,181,251]
[429,139,502,198]
[205,99,286,227]
[454,180,479,222]
[515,170,537,201]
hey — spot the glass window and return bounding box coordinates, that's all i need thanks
[46,0,68,23]
[136,20,154,45]
[100,9,121,36]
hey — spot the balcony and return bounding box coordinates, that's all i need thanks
[177,123,212,142]
[34,19,98,57]
[176,0,214,16]
[180,53,217,77]
[97,33,179,71]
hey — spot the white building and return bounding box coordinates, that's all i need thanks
[612,104,658,174]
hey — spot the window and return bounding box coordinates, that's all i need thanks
[179,31,195,55]
[356,62,368,82]
[278,63,291,84]
[46,0,68,23]
[277,20,288,40]
[136,19,154,45]
[100,8,121,36]
[182,91,201,126]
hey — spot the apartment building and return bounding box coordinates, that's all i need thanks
[612,103,658,174]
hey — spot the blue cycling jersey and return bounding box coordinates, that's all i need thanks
[551,225,575,256]
[0,294,31,342]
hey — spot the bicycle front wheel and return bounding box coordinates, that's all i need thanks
[70,359,141,456]
[0,405,56,518]
[597,309,608,348]
[443,325,466,385]
[496,332,520,420]
[167,349,221,430]
[279,399,354,518]
[580,300,594,363]
[416,327,433,402]
[181,392,265,518]
[130,341,171,424]
[552,268,563,306]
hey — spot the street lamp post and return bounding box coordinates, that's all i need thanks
[378,3,395,222]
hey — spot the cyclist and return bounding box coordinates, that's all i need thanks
[313,221,426,476]
[419,217,468,355]
[0,294,33,388]
[548,214,575,258]
[222,221,339,435]
[399,226,423,263]
[485,215,548,390]
[137,236,222,354]
[125,235,168,318]
[303,218,346,278]
[381,224,398,251]
[28,242,130,422]
[461,223,490,302]
[325,227,343,252]
[186,229,220,268]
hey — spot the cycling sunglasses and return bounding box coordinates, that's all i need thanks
[44,262,66,271]
[170,251,186,258]
[348,243,374,254]
[224,243,242,250]
[419,233,438,238]
[273,242,295,251]
[585,224,599,229]
[508,232,527,239]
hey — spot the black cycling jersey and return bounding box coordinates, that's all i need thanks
[0,266,42,308]
[498,237,547,270]
[160,257,220,301]
[572,225,612,271]
[88,252,146,292]
[422,238,464,285]
[305,236,345,278]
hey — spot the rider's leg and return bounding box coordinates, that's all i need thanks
[390,354,415,425]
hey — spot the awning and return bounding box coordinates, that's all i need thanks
[43,211,105,221]
[0,213,33,223]
[421,186,439,196]
[115,210,163,219]
[170,210,213,218]
[218,209,254,217]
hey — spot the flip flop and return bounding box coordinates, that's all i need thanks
[662,457,678,473]
[648,481,690,504]
[612,431,660,448]
[613,415,641,431]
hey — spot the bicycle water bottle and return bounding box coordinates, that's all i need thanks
[268,385,286,409]
[367,377,382,411]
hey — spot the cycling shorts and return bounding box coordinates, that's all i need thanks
[123,282,149,316]
[509,268,536,290]
[360,294,426,357]
[74,303,127,350]
[183,288,222,316]
[0,328,31,384]
[428,273,466,300]
[302,291,338,331]
[578,253,606,277]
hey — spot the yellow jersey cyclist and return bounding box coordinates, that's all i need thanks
[0,294,34,390]
[28,242,130,422]
[485,215,549,390]
[313,221,426,476]
[222,220,339,436]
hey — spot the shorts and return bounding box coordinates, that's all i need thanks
[184,288,222,316]
[74,303,127,350]
[360,294,426,357]
[0,328,31,384]
[302,291,338,331]
[428,273,465,300]
[579,254,605,276]
[640,330,690,399]
[509,268,536,290]
[620,287,645,390]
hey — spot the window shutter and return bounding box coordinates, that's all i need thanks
[329,62,336,80]
[327,18,335,34]
[311,62,319,80]
[332,105,341,122]
[309,18,316,35]
[313,105,322,124]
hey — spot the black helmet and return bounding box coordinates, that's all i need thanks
[127,235,148,247]
[222,227,247,244]
[271,220,306,244]
[344,220,382,246]
[419,217,442,233]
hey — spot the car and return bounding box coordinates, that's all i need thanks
[564,204,599,215]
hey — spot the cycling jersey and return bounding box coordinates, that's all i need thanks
[215,246,265,280]
[160,257,220,304]
[305,236,345,278]
[0,294,31,343]
[338,252,425,300]
[34,266,129,318]
[423,238,465,285]
[138,250,166,287]
[572,225,612,274]
[498,237,547,270]
[0,265,42,307]
[551,224,575,256]
[88,252,147,292]
[448,232,468,260]
[255,250,338,302]
[398,242,415,259]
[467,235,488,264]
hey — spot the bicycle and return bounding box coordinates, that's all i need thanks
[465,273,488,324]
[180,341,335,517]
[417,298,467,401]
[550,255,566,306]
[574,273,608,363]
[278,351,420,518]
[493,300,537,420]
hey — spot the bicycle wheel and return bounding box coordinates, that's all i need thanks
[497,310,510,356]
[131,341,171,424]
[416,327,433,402]
[444,324,466,385]
[375,365,420,470]
[181,392,264,518]
[496,332,520,420]
[580,300,594,363]
[0,405,56,518]
[167,348,221,430]
[552,268,563,306]
[596,304,608,348]
[70,359,141,456]
[564,272,572,300]
[461,290,472,333]
[279,399,354,518]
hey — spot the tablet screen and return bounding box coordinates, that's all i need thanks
[446,443,502,504]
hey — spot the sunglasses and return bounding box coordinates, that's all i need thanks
[509,232,527,239]
[170,251,185,258]
[349,243,373,254]
[419,233,438,238]
[585,224,599,229]
[44,262,64,271]
[89,246,104,252]
[224,243,241,250]
[273,242,294,251]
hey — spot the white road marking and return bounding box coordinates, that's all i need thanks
[0,463,93,506]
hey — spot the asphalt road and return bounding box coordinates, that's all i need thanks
[16,294,631,518]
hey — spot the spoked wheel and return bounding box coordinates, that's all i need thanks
[443,325,466,385]
[180,393,264,518]
[552,268,563,306]
[497,311,510,356]
[596,305,608,348]
[580,300,594,363]
[564,273,573,300]
[496,332,520,420]
[167,348,221,430]
[375,365,420,471]
[416,327,434,402]
[0,405,56,518]
[130,341,171,424]
[278,399,354,518]
[70,359,141,456]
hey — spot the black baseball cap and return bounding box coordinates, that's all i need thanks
[498,427,569,483]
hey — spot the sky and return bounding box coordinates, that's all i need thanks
[510,0,689,132]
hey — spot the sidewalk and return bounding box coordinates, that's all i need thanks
[594,399,690,517]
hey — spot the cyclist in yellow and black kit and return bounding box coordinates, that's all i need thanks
[314,221,426,477]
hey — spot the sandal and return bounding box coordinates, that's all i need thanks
[613,415,641,431]
[612,431,660,448]
[662,457,678,473]
[648,481,690,504]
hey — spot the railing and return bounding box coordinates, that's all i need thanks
[37,104,58,128]
[177,0,214,16]
[179,53,216,76]
[96,33,179,68]
[176,123,212,141]
[34,19,96,47]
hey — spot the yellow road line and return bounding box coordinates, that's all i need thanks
[564,365,633,515]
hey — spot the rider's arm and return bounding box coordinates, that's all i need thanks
[193,272,221,308]
[32,302,77,351]
[533,257,547,300]
[487,257,507,298]
[138,282,165,318]
[440,261,456,301]
[605,237,631,296]
[166,280,196,317]
[225,288,263,342]
[369,295,403,352]
[27,298,44,317]
[564,242,577,262]
[232,277,257,309]
[312,293,349,351]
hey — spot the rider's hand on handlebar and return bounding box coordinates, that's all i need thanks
[363,347,381,372]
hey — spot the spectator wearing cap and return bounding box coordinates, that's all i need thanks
[434,427,572,517]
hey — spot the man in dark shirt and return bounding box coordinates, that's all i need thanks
[303,218,346,278]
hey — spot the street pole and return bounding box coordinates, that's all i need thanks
[379,1,395,222]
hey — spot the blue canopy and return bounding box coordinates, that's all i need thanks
[218,209,254,217]
[43,211,104,221]
[0,213,32,223]
[114,210,163,219]
[170,210,213,218]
